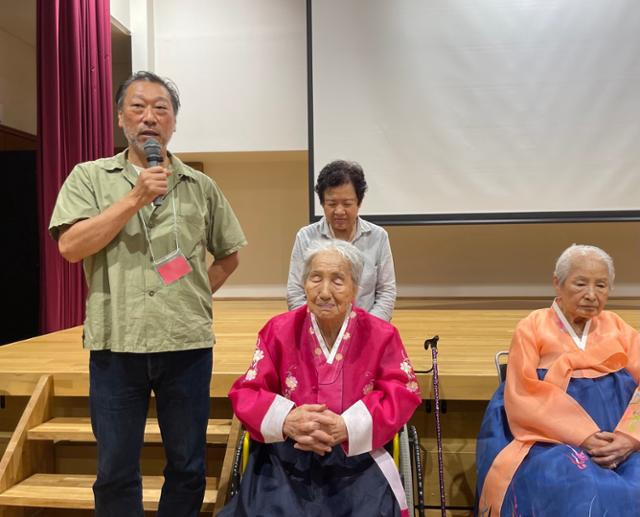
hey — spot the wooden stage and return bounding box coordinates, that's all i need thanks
[1,298,638,401]
[0,298,637,515]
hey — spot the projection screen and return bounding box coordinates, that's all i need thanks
[308,0,640,224]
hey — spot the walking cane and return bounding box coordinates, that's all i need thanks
[424,335,446,517]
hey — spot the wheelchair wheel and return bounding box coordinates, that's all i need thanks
[229,429,247,499]
[398,424,414,515]
[408,425,425,517]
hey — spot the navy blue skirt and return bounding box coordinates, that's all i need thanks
[219,440,402,517]
[476,369,640,517]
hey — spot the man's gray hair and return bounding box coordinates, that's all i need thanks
[554,244,615,286]
[302,239,364,285]
[115,70,181,114]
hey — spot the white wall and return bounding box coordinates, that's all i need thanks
[130,0,155,72]
[110,0,131,31]
[149,4,639,300]
[153,0,307,152]
[0,28,36,134]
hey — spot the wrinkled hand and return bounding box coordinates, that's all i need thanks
[587,431,640,469]
[292,409,348,455]
[580,432,611,454]
[283,405,348,456]
[132,165,171,206]
[317,409,348,445]
[283,404,331,455]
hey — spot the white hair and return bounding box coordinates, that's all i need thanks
[302,239,364,285]
[554,244,615,286]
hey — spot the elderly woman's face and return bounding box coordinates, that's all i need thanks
[322,182,360,238]
[553,254,610,323]
[304,250,356,325]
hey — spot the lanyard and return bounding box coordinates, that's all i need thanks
[139,186,180,264]
[311,305,352,364]
[552,300,591,351]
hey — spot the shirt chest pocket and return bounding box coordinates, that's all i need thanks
[358,259,378,295]
[180,214,207,258]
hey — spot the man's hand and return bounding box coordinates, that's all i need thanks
[131,165,171,206]
[587,431,640,469]
[58,165,172,263]
[208,253,240,294]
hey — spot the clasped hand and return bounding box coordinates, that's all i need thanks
[282,404,348,456]
[581,431,640,469]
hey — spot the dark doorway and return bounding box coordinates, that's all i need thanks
[0,150,39,345]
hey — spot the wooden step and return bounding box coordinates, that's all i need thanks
[27,417,232,444]
[0,473,218,511]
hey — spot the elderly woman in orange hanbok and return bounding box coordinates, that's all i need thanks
[476,244,640,517]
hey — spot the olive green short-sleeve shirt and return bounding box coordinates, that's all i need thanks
[49,151,247,353]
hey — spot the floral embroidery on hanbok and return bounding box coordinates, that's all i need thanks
[565,445,588,470]
[406,380,419,393]
[252,348,264,363]
[243,339,265,383]
[506,492,523,517]
[363,380,374,395]
[400,353,419,393]
[400,359,412,376]
[361,371,374,395]
[284,367,298,399]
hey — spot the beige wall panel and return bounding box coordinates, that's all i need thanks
[389,221,640,297]
[177,151,639,299]
[0,28,36,134]
[178,151,308,296]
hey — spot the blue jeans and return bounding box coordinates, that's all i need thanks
[89,348,212,517]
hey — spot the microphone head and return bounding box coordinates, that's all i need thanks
[143,138,163,166]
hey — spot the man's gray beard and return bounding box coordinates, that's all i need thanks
[124,132,145,157]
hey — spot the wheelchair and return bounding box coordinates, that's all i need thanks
[223,335,448,516]
[227,423,426,517]
[494,350,509,383]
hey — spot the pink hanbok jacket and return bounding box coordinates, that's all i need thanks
[228,305,422,457]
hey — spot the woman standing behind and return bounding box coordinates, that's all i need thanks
[287,160,396,321]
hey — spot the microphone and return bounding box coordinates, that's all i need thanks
[143,138,164,206]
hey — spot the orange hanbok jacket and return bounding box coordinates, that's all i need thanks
[478,307,640,515]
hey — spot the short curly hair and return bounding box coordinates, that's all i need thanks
[315,160,368,205]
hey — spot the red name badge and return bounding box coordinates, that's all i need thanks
[154,250,193,285]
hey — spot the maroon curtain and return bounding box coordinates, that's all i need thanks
[37,0,114,333]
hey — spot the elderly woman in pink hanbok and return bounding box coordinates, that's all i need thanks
[218,239,421,517]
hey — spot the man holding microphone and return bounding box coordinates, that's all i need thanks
[49,71,247,517]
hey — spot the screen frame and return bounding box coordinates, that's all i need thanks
[305,0,640,226]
